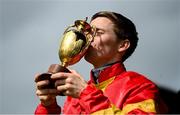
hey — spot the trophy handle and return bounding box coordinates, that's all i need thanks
[35,64,70,95]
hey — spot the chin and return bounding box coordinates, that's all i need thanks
[84,53,94,65]
[84,54,91,62]
[84,46,97,64]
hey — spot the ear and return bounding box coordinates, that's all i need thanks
[118,39,130,52]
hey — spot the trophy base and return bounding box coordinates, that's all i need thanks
[48,64,70,73]
[35,64,70,95]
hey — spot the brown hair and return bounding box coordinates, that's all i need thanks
[91,11,139,62]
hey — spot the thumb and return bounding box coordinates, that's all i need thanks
[69,69,78,74]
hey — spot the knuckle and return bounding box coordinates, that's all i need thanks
[66,84,72,89]
[43,96,49,100]
[66,77,73,83]
[57,80,62,84]
[34,74,39,81]
[65,90,70,96]
[36,83,41,89]
[42,80,49,85]
[36,90,41,96]
[57,86,62,91]
[36,80,49,89]
[40,96,47,101]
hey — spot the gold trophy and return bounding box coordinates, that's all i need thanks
[35,18,96,91]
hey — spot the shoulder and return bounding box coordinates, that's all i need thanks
[109,71,158,94]
[105,71,159,109]
[110,71,159,99]
[116,71,156,86]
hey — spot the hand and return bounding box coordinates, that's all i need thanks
[35,73,58,106]
[51,70,87,98]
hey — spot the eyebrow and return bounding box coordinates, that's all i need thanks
[96,27,105,32]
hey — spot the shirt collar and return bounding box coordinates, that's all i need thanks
[90,62,126,84]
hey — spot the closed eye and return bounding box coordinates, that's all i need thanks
[96,28,105,36]
[96,31,104,36]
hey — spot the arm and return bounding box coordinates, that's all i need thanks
[35,101,61,114]
[34,73,61,114]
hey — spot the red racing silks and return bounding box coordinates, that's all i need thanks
[62,83,111,114]
[35,102,61,114]
[35,63,168,114]
[63,76,160,114]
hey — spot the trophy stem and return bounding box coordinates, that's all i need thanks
[61,62,67,67]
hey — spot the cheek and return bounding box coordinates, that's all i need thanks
[95,43,115,57]
[90,37,101,50]
[92,34,118,54]
[99,38,118,52]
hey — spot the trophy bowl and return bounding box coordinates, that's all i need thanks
[59,19,96,67]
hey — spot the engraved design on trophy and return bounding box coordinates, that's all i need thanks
[35,18,96,92]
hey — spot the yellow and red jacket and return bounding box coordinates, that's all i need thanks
[35,63,167,114]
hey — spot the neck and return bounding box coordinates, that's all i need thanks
[93,60,122,69]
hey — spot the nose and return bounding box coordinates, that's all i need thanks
[90,34,95,45]
[90,38,96,47]
[91,34,96,43]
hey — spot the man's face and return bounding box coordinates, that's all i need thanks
[85,17,121,68]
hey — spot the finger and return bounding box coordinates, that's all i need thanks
[36,89,58,96]
[63,90,71,96]
[38,95,56,102]
[68,69,81,77]
[34,73,41,82]
[68,69,75,73]
[68,69,77,74]
[56,84,71,92]
[39,95,49,102]
[62,89,77,97]
[65,77,74,84]
[51,72,69,80]
[54,79,66,87]
[36,80,50,89]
